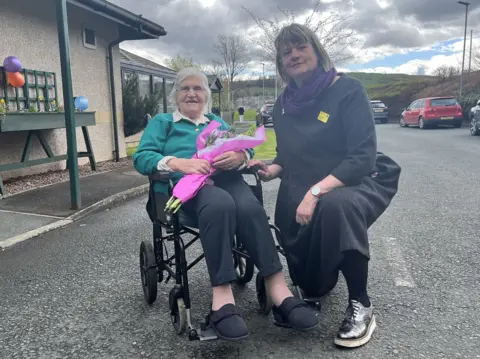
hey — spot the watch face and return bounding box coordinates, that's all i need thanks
[311,186,321,196]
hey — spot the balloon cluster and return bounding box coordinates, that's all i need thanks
[3,56,25,88]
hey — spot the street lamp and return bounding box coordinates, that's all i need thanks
[458,1,470,96]
[260,62,265,103]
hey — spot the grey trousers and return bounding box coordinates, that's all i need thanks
[182,172,283,287]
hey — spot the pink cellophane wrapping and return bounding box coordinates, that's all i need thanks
[171,122,266,204]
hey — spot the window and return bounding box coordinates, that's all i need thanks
[153,77,165,113]
[138,74,150,99]
[82,26,96,49]
[370,102,386,108]
[430,98,458,107]
[165,79,175,113]
[419,100,426,108]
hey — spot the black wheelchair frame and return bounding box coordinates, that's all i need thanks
[139,168,318,341]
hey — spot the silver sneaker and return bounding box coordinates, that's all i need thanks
[334,300,377,348]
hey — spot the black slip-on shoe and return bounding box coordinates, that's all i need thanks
[207,304,248,341]
[272,297,320,331]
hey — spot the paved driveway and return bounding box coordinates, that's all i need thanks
[1,124,479,359]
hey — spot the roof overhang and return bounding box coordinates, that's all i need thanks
[207,75,224,93]
[67,0,167,40]
[120,60,177,79]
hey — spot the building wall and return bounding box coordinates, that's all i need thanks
[0,0,126,180]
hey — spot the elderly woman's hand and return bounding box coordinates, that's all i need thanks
[212,151,246,170]
[169,158,211,175]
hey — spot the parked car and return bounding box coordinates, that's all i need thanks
[400,97,463,129]
[470,100,480,136]
[469,99,480,120]
[370,100,389,123]
[256,103,274,126]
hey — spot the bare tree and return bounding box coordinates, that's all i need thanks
[243,1,363,65]
[213,35,251,83]
[208,59,227,80]
[471,45,480,72]
[432,65,461,81]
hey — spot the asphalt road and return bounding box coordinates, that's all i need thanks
[1,123,480,359]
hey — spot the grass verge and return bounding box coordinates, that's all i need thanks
[125,128,277,160]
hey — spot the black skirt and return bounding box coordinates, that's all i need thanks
[274,152,401,295]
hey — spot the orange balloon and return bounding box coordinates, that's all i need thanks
[7,72,25,88]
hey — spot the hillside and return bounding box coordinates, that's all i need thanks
[232,71,480,118]
[356,71,480,117]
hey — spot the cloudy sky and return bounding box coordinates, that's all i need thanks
[112,0,480,77]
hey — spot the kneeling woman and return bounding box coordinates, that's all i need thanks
[133,68,318,341]
[250,24,401,348]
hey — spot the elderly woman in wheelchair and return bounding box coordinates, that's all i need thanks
[133,67,318,341]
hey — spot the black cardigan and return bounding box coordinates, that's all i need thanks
[272,74,377,188]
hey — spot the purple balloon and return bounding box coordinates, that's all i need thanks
[3,56,22,73]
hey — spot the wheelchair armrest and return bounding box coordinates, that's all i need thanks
[148,171,172,182]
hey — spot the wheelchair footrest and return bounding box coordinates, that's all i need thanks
[197,327,218,341]
[188,320,218,341]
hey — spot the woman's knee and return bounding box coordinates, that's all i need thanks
[235,194,267,221]
[198,187,236,219]
[317,189,359,218]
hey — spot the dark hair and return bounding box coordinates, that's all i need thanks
[274,23,334,83]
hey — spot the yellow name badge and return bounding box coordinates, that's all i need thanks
[317,111,330,123]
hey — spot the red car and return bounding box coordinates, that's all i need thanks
[400,97,463,129]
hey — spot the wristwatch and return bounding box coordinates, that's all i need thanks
[310,185,322,198]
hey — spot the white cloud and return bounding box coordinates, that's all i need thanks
[352,36,480,75]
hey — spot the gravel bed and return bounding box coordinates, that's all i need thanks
[2,157,133,197]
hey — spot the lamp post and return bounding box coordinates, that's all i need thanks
[260,62,265,103]
[468,29,473,75]
[457,1,470,96]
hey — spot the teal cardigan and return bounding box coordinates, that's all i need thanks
[133,112,255,194]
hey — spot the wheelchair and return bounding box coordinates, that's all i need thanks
[138,167,320,341]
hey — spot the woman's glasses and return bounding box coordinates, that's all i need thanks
[179,85,204,93]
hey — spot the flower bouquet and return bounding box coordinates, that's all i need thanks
[165,122,265,213]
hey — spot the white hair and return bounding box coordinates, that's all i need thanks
[168,67,212,114]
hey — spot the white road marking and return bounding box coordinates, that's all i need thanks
[0,219,73,250]
[0,209,64,219]
[383,237,416,288]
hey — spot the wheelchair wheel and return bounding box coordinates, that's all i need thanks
[171,297,187,335]
[233,251,254,285]
[139,241,158,305]
[256,273,273,315]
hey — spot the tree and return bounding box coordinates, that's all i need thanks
[471,45,480,72]
[243,0,363,65]
[212,35,251,109]
[432,65,461,81]
[208,59,227,80]
[164,54,204,72]
[213,35,251,83]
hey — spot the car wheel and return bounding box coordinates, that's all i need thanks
[418,117,426,129]
[470,117,479,136]
[399,116,408,127]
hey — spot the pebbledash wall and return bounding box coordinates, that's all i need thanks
[0,0,125,180]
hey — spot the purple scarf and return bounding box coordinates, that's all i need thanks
[280,67,337,116]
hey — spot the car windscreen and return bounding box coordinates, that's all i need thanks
[430,98,458,107]
[370,102,386,108]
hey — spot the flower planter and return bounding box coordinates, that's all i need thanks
[0,111,96,132]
